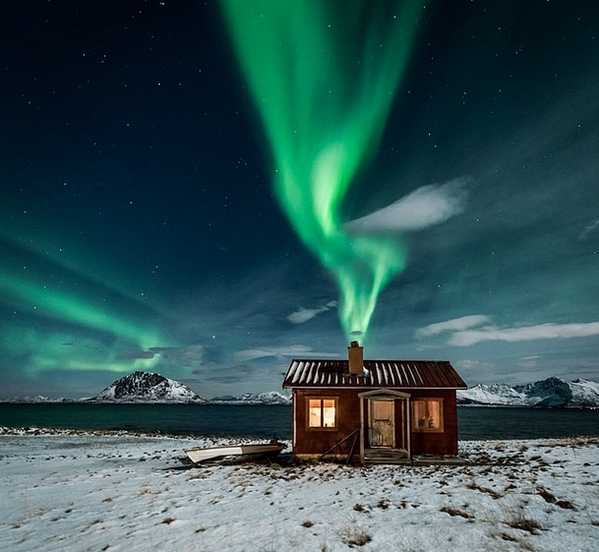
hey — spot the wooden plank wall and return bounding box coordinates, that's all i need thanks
[292,388,459,458]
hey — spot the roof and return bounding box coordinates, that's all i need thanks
[283,359,467,390]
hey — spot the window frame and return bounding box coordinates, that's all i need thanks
[411,397,444,433]
[305,396,338,431]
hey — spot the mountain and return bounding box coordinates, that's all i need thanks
[3,395,73,404]
[458,377,599,408]
[209,391,291,405]
[91,371,205,403]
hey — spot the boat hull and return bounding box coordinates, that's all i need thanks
[186,442,285,464]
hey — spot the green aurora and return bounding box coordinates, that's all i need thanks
[2,0,598,398]
[220,0,426,342]
[0,235,172,377]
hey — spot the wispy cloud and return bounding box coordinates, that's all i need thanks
[416,315,491,338]
[287,301,337,324]
[449,322,599,347]
[345,177,469,234]
[418,316,599,347]
[579,218,599,240]
[116,350,156,360]
[518,356,541,368]
[175,344,206,362]
[233,345,339,363]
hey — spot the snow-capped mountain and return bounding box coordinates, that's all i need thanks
[91,371,205,403]
[209,391,291,405]
[458,377,599,408]
[3,395,72,404]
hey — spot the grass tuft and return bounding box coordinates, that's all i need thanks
[336,517,372,547]
[440,506,474,519]
[507,516,543,534]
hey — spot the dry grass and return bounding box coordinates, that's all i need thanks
[466,480,503,499]
[505,506,544,535]
[536,485,576,509]
[335,517,372,547]
[440,506,475,520]
[506,516,543,534]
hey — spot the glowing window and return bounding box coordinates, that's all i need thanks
[308,398,337,429]
[412,398,443,432]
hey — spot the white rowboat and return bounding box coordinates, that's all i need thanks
[185,442,285,464]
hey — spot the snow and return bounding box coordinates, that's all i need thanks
[209,391,291,405]
[570,379,599,407]
[1,428,598,551]
[458,377,599,407]
[91,371,205,403]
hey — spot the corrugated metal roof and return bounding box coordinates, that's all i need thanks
[283,359,467,389]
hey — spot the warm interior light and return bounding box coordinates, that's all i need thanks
[322,399,336,427]
[413,398,442,430]
[308,398,336,428]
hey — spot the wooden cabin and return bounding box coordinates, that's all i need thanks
[282,342,467,463]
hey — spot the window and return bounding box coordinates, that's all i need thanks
[412,398,443,432]
[307,398,337,429]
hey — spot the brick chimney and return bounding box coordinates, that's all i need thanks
[348,341,364,375]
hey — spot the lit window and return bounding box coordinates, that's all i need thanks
[412,398,443,432]
[308,398,337,429]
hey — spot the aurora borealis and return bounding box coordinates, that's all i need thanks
[1,1,599,398]
[219,0,424,341]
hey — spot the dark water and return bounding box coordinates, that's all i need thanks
[0,403,598,440]
[457,406,599,440]
[0,403,292,439]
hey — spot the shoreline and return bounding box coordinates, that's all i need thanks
[2,424,598,442]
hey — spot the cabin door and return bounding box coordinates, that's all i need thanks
[369,399,395,448]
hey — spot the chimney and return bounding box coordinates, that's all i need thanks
[348,341,364,375]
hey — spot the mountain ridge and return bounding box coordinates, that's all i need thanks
[209,391,291,405]
[89,371,206,404]
[4,372,598,407]
[457,377,599,408]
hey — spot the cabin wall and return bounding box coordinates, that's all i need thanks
[292,389,361,458]
[292,388,460,459]
[410,389,459,456]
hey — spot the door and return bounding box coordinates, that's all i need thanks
[369,399,395,447]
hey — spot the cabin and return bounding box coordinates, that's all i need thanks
[282,342,467,463]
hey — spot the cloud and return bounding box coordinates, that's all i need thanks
[193,363,253,384]
[518,356,541,368]
[417,316,599,347]
[579,218,599,240]
[453,359,499,384]
[449,322,599,347]
[233,344,339,363]
[345,177,469,234]
[416,315,491,339]
[287,301,337,324]
[176,344,206,362]
[116,350,156,360]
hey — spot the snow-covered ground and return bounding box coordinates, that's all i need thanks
[1,428,598,552]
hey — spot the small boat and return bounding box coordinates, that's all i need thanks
[185,440,286,464]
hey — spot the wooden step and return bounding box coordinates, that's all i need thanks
[363,448,410,464]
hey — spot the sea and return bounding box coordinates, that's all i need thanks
[0,403,598,440]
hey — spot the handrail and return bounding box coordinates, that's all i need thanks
[319,427,361,462]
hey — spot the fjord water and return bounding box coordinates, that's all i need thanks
[1,404,598,440]
[0,404,291,439]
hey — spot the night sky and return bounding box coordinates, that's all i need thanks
[1,1,598,399]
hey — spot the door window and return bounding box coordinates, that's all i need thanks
[370,400,394,447]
